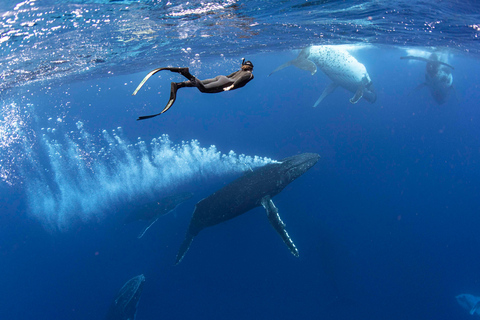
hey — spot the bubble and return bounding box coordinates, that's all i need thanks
[23,124,274,231]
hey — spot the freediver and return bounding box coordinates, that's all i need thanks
[132,59,254,120]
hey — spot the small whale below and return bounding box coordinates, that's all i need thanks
[400,52,454,104]
[456,293,480,316]
[175,153,320,264]
[106,274,146,320]
[125,192,193,238]
[269,45,377,107]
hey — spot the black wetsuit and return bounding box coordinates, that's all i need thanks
[134,66,254,120]
[176,68,254,93]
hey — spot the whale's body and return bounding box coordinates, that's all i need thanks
[270,45,376,106]
[401,53,454,104]
[106,274,145,320]
[175,153,320,264]
[456,294,480,316]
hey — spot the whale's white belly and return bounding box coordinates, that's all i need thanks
[308,45,368,92]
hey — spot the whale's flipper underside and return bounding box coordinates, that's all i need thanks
[400,56,454,69]
[313,82,338,108]
[261,196,299,257]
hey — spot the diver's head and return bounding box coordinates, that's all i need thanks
[241,58,254,71]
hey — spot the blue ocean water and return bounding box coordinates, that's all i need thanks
[1,1,480,319]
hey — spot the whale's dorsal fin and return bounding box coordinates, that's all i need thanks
[261,196,299,257]
[313,82,338,107]
[400,56,454,69]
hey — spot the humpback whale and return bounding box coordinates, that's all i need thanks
[269,45,376,106]
[106,274,146,320]
[456,294,480,316]
[400,53,454,104]
[175,153,320,264]
[126,192,193,238]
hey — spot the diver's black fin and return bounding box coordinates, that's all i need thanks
[136,82,178,120]
[132,67,171,95]
[137,113,162,120]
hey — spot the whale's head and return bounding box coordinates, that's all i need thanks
[278,153,320,184]
[362,76,377,103]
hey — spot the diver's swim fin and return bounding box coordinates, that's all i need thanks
[132,67,171,95]
[136,82,178,120]
[137,113,162,120]
[133,67,194,96]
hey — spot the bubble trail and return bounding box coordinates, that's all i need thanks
[25,121,275,231]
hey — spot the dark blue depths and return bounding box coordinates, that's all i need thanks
[1,48,480,320]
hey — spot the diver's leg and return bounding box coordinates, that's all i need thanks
[162,67,196,80]
[197,76,231,93]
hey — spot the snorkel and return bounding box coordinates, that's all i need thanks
[241,58,253,70]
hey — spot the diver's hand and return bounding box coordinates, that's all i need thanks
[223,84,234,91]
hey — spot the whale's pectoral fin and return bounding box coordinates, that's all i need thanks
[269,57,317,76]
[261,196,299,257]
[313,82,338,108]
[350,86,364,104]
[415,83,426,91]
[400,56,454,69]
[292,58,317,76]
[268,60,295,77]
[175,232,195,265]
[470,301,480,315]
[137,217,160,239]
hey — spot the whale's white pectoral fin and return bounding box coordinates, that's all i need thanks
[261,196,299,257]
[292,58,317,75]
[350,86,364,104]
[268,60,295,77]
[313,82,338,107]
[269,57,317,77]
[137,216,160,239]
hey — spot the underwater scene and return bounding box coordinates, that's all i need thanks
[1,0,480,319]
